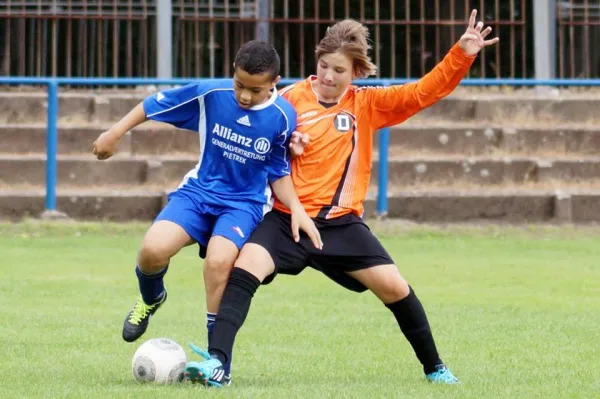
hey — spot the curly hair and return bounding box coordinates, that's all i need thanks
[234,40,280,80]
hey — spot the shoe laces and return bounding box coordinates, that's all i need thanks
[188,344,223,374]
[430,367,458,383]
[189,343,211,360]
[128,298,155,325]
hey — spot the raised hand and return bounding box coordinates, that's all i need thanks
[459,9,499,56]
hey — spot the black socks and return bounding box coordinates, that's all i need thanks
[385,286,443,375]
[208,267,261,364]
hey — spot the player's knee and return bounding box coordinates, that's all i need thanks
[235,245,274,282]
[377,277,410,302]
[363,267,410,303]
[203,254,235,281]
[138,241,171,271]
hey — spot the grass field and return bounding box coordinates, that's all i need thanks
[1,220,599,399]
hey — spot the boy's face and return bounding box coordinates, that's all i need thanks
[233,67,280,109]
[316,52,354,101]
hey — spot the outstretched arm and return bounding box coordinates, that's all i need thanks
[366,9,499,130]
[93,83,203,160]
[93,103,147,160]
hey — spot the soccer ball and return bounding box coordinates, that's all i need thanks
[131,338,188,384]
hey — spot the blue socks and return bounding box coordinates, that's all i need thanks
[135,265,168,305]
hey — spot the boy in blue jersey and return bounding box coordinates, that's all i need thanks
[92,40,322,384]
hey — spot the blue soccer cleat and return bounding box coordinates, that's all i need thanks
[426,364,460,384]
[184,343,230,387]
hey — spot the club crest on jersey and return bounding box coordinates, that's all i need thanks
[333,112,353,133]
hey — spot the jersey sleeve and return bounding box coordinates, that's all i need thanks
[267,107,297,183]
[363,43,476,131]
[142,82,210,131]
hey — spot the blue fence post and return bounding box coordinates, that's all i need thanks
[377,128,390,217]
[376,81,390,217]
[45,79,58,212]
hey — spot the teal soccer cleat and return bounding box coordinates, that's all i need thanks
[184,343,230,387]
[426,365,459,384]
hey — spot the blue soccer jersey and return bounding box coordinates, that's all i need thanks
[142,80,297,219]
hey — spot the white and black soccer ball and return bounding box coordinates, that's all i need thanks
[131,338,188,384]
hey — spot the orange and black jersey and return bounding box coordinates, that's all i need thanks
[274,43,475,219]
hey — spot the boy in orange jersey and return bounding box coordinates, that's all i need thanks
[185,10,499,386]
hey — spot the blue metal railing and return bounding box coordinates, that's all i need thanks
[3,77,600,217]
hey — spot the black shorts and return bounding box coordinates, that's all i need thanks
[246,210,395,293]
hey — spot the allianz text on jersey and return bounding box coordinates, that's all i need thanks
[211,123,270,164]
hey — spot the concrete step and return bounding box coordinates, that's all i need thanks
[5,155,600,188]
[0,92,144,125]
[0,154,196,187]
[0,124,196,155]
[0,125,106,154]
[410,94,600,125]
[0,188,164,221]
[2,91,600,125]
[364,188,593,223]
[1,187,598,223]
[370,157,600,186]
[373,157,536,186]
[371,157,600,187]
[379,125,600,156]
[5,123,600,158]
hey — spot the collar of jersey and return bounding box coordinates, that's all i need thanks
[248,87,278,111]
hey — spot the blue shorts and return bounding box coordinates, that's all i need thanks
[154,191,263,256]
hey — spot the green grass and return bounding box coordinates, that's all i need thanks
[1,220,599,398]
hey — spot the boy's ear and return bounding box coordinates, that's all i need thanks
[272,75,281,88]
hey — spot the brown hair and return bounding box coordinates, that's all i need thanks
[315,19,377,78]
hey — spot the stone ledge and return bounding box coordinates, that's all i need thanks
[4,189,600,223]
